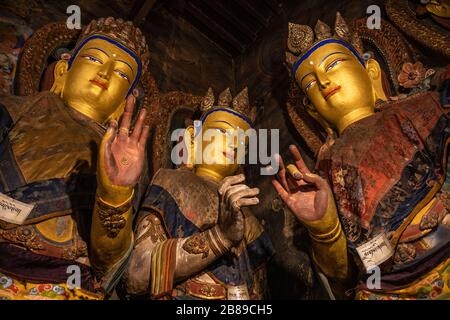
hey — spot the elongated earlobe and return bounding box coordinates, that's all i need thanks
[50,60,69,98]
[183,125,195,169]
[365,58,387,101]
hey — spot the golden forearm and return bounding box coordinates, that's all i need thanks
[303,197,350,282]
[310,225,349,281]
[90,185,134,274]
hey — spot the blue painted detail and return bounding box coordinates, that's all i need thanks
[141,184,274,287]
[292,38,366,76]
[200,108,254,129]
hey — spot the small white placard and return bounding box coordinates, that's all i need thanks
[227,284,250,300]
[0,193,35,225]
[356,233,394,270]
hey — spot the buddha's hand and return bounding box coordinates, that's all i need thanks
[217,174,260,245]
[97,95,150,204]
[271,145,336,224]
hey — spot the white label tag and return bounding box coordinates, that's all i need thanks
[0,193,35,225]
[227,284,249,300]
[356,233,393,271]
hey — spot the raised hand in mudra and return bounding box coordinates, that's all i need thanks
[97,95,150,202]
[271,145,334,223]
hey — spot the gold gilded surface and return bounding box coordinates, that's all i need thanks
[8,92,102,183]
[52,38,138,124]
[35,216,74,243]
[195,109,252,182]
[426,0,450,19]
[294,42,386,134]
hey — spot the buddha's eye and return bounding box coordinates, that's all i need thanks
[326,58,346,71]
[215,128,228,135]
[81,55,102,64]
[304,79,316,92]
[115,70,130,83]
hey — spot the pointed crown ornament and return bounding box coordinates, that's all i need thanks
[200,87,256,126]
[286,12,365,75]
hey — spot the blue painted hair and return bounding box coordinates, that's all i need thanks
[200,108,254,128]
[292,38,365,76]
[68,35,142,97]
[194,108,254,138]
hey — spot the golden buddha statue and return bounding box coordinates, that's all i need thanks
[0,17,152,300]
[104,87,274,300]
[274,12,450,300]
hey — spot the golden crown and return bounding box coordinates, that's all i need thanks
[200,87,257,124]
[285,12,363,70]
[75,17,150,73]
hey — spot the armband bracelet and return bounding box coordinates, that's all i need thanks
[96,193,133,238]
[309,219,342,244]
[209,226,230,256]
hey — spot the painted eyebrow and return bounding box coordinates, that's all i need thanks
[84,48,134,76]
[210,120,234,128]
[84,47,110,57]
[115,59,135,76]
[318,52,349,67]
[300,72,314,87]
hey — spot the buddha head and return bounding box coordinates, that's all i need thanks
[286,12,387,135]
[51,17,150,124]
[184,87,256,181]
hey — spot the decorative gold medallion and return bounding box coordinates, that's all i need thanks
[182,233,210,259]
[96,195,131,238]
[200,284,216,297]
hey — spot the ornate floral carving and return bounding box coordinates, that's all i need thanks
[0,226,43,251]
[96,196,132,238]
[314,19,332,41]
[199,284,216,297]
[349,17,415,93]
[287,22,314,55]
[398,62,427,88]
[16,21,81,96]
[154,91,202,171]
[217,88,233,107]
[394,243,416,265]
[200,87,215,111]
[182,233,210,259]
[386,0,450,59]
[398,62,435,91]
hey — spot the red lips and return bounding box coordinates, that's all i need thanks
[323,85,341,100]
[223,151,235,161]
[89,78,108,90]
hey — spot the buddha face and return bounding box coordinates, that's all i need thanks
[426,0,450,18]
[54,37,139,123]
[194,109,251,180]
[294,41,384,134]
